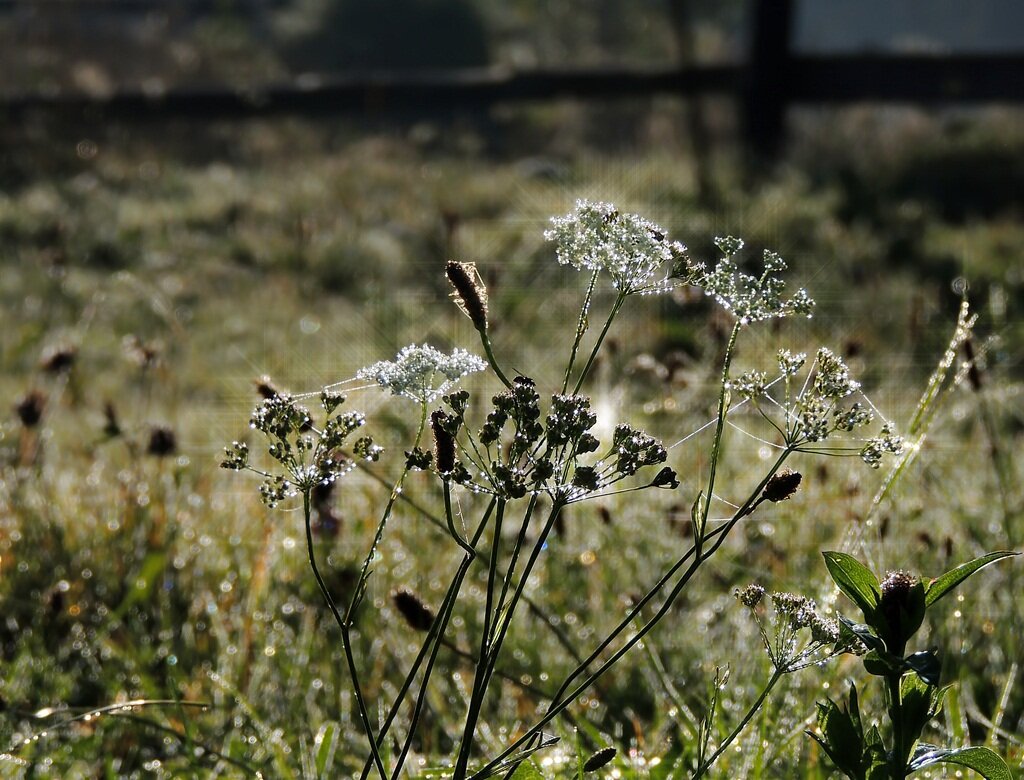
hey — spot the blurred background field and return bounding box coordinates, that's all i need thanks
[1,1,1023,777]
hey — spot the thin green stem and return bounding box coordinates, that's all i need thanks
[491,495,539,645]
[362,498,496,780]
[481,330,513,389]
[455,499,564,780]
[303,491,387,778]
[887,672,907,780]
[694,668,784,779]
[472,451,790,778]
[698,321,741,554]
[572,292,626,395]
[348,404,427,620]
[563,269,601,393]
[453,500,508,779]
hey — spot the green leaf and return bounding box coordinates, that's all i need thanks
[909,745,1012,779]
[814,696,865,778]
[313,721,339,778]
[900,673,935,756]
[823,552,882,621]
[925,552,1019,607]
[904,650,941,686]
[839,617,887,654]
[863,726,888,780]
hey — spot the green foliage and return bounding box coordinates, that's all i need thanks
[815,551,1017,779]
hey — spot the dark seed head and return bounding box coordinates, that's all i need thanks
[763,469,802,503]
[15,391,46,428]
[651,466,679,489]
[255,376,282,400]
[583,746,617,772]
[146,425,177,457]
[102,401,121,438]
[392,589,434,632]
[39,344,77,374]
[431,410,457,475]
[446,261,489,332]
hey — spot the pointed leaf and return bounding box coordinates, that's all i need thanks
[909,745,1012,780]
[839,616,887,655]
[925,552,1019,607]
[805,731,852,779]
[904,650,941,686]
[314,721,339,777]
[900,674,935,754]
[824,552,881,620]
[864,726,888,780]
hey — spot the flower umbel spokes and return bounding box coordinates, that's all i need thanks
[730,346,905,468]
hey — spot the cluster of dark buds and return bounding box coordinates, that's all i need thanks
[433,376,676,503]
[221,389,380,508]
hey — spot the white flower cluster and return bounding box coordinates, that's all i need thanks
[357,344,487,403]
[700,238,815,323]
[737,585,845,672]
[544,199,686,295]
[860,422,904,469]
[777,349,806,377]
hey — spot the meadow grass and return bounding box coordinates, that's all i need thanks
[0,128,1021,777]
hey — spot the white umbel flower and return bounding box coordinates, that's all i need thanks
[357,344,487,403]
[544,199,686,295]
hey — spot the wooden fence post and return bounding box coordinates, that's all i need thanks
[744,0,795,157]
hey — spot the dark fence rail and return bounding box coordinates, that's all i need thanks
[5,56,1021,113]
[4,0,1024,152]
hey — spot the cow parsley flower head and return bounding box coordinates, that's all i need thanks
[812,348,860,399]
[357,344,487,404]
[544,200,686,295]
[700,238,815,322]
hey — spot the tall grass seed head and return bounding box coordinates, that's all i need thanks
[879,569,926,646]
[357,344,487,403]
[544,199,685,295]
[431,409,458,475]
[39,344,77,374]
[146,425,177,457]
[446,260,489,332]
[583,747,617,772]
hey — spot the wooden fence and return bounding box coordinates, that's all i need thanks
[4,0,1024,153]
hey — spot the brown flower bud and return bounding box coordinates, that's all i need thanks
[880,570,916,605]
[763,469,802,503]
[446,261,488,332]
